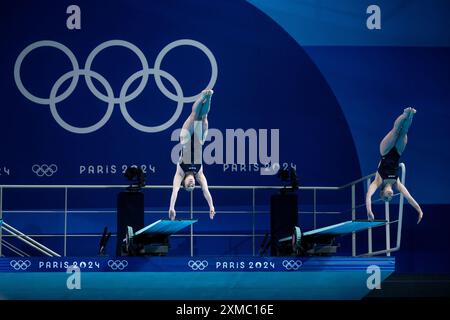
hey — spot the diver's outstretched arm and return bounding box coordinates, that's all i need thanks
[396,180,423,224]
[196,169,215,220]
[169,165,185,220]
[366,174,383,220]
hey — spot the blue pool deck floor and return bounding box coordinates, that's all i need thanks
[0,256,395,300]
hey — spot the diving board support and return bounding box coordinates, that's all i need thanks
[385,201,391,256]
[396,162,406,252]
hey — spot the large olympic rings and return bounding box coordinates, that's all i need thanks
[14,39,218,134]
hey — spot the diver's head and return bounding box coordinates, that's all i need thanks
[183,174,196,192]
[380,183,394,202]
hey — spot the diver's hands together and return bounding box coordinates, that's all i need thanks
[169,208,176,221]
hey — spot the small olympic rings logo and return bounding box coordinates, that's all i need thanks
[32,164,58,177]
[10,260,32,270]
[14,39,218,134]
[282,260,303,271]
[107,260,128,271]
[188,260,208,271]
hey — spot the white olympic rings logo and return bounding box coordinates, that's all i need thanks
[282,260,302,271]
[14,39,218,134]
[32,164,58,177]
[188,260,208,271]
[10,260,32,270]
[107,260,129,271]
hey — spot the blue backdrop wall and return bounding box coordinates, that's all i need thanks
[0,0,449,273]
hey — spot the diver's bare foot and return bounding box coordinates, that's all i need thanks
[368,211,375,221]
[404,107,416,114]
[209,208,215,220]
[202,89,214,97]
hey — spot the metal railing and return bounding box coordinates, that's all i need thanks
[1,221,60,257]
[356,163,406,257]
[0,164,405,257]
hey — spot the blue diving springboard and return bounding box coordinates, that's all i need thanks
[125,219,198,256]
[279,220,387,243]
[134,219,197,236]
[303,220,386,237]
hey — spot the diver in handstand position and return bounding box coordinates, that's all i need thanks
[169,89,215,221]
[366,107,423,224]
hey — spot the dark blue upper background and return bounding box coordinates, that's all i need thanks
[1,0,360,190]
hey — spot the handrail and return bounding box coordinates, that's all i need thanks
[1,241,25,257]
[338,172,377,190]
[357,162,406,257]
[0,184,339,190]
[0,170,380,191]
[1,222,61,257]
[1,239,30,257]
[0,170,379,192]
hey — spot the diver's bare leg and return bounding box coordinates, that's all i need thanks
[380,107,415,155]
[180,90,213,142]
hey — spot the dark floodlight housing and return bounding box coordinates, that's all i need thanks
[277,167,299,194]
[124,166,146,192]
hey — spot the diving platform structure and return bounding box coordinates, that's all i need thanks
[0,164,406,299]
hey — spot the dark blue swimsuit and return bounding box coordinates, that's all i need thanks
[378,147,400,180]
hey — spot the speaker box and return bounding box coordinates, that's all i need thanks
[116,191,144,255]
[270,192,298,256]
